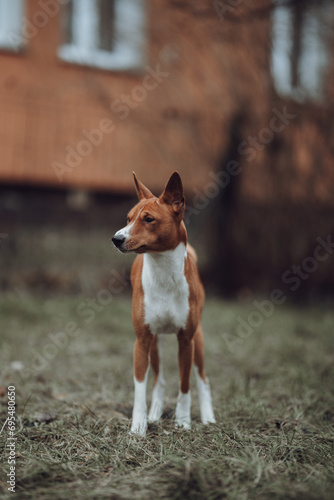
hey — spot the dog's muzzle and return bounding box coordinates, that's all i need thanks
[112,234,126,251]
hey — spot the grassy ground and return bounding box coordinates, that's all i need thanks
[0,291,333,499]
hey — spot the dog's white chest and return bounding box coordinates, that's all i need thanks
[142,243,189,335]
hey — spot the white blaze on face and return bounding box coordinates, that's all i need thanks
[114,207,144,240]
[114,222,134,240]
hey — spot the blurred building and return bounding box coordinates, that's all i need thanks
[0,0,334,295]
[0,0,232,193]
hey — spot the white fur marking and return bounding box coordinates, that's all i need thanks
[175,390,191,429]
[115,222,133,239]
[142,243,189,335]
[131,367,149,436]
[115,207,144,240]
[194,366,216,424]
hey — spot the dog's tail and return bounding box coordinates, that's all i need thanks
[187,243,198,263]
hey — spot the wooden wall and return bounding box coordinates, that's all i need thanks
[0,0,270,194]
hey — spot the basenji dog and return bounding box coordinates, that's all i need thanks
[112,172,215,435]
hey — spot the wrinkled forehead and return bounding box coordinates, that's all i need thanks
[128,197,166,219]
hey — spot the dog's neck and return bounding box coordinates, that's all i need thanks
[143,220,188,283]
[143,243,187,285]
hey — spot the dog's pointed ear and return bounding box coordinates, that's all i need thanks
[160,172,185,217]
[133,172,154,200]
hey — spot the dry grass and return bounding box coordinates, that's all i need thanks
[0,291,333,499]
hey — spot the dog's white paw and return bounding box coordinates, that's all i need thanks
[201,408,216,425]
[148,400,164,423]
[130,412,147,436]
[195,368,216,425]
[148,378,165,422]
[175,391,191,430]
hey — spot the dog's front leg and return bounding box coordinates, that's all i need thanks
[131,332,153,436]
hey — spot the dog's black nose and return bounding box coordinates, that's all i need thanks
[112,235,126,249]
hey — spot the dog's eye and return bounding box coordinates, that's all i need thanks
[145,217,155,223]
[127,217,130,224]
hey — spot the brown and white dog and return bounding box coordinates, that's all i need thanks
[112,172,215,435]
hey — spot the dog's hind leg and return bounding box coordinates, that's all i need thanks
[148,334,165,423]
[193,326,216,424]
[175,332,194,429]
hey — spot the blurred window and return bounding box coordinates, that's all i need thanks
[58,0,145,71]
[271,0,332,102]
[0,0,24,52]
